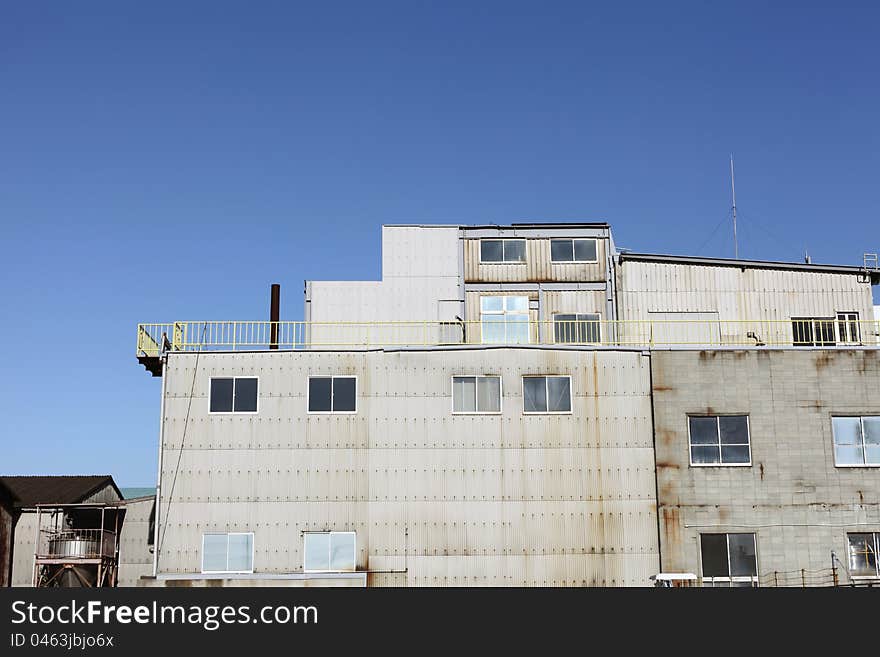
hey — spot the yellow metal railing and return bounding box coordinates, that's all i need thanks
[136,319,880,356]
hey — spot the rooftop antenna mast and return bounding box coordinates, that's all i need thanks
[730,154,738,259]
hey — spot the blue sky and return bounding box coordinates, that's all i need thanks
[1,1,878,486]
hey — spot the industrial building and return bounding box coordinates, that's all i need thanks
[0,476,155,587]
[136,223,880,587]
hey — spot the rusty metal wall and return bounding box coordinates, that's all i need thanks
[0,501,14,587]
[617,261,876,345]
[463,238,608,283]
[118,497,155,587]
[155,348,659,586]
[652,349,880,584]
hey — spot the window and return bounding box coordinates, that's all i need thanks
[522,376,571,414]
[550,238,598,263]
[554,313,601,344]
[791,317,837,346]
[201,533,254,573]
[832,416,880,466]
[700,533,758,587]
[847,533,879,578]
[480,239,526,263]
[209,377,258,413]
[837,312,861,344]
[480,296,530,344]
[688,415,751,466]
[303,531,356,572]
[308,376,357,413]
[452,376,502,414]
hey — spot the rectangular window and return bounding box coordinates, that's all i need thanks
[832,416,880,466]
[700,533,758,587]
[480,296,530,344]
[480,239,526,263]
[201,533,254,573]
[847,533,879,578]
[452,376,502,414]
[792,317,837,346]
[550,238,598,263]
[308,376,357,413]
[303,531,357,572]
[554,313,601,344]
[209,377,258,413]
[688,415,751,466]
[837,312,861,344]
[523,375,571,414]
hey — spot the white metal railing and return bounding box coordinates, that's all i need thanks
[136,319,880,355]
[36,529,117,560]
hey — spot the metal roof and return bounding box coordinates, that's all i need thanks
[382,222,610,229]
[0,475,122,508]
[619,252,880,281]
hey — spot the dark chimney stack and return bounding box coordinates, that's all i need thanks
[270,283,280,349]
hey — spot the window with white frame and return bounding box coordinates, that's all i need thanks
[522,376,571,414]
[480,239,526,263]
[553,313,601,344]
[688,415,751,466]
[452,376,502,413]
[303,531,356,572]
[847,532,879,578]
[837,312,861,344]
[831,416,880,466]
[700,533,758,587]
[550,238,598,263]
[308,376,357,413]
[201,533,254,573]
[480,296,530,344]
[210,377,258,413]
[791,317,835,345]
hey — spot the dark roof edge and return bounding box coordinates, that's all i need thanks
[619,252,880,280]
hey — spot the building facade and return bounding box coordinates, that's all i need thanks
[138,223,880,587]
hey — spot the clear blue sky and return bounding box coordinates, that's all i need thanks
[2,1,878,486]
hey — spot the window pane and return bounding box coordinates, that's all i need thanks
[547,377,571,412]
[202,534,228,572]
[481,315,506,344]
[832,417,862,446]
[579,315,601,343]
[691,445,721,464]
[332,377,356,412]
[453,377,476,413]
[550,239,573,262]
[504,240,526,262]
[210,378,234,413]
[227,534,253,571]
[728,534,757,577]
[555,315,577,343]
[329,532,356,571]
[574,239,597,262]
[308,377,333,412]
[477,377,501,413]
[233,378,258,412]
[719,416,749,445]
[792,320,813,345]
[480,296,503,312]
[863,417,880,445]
[523,377,547,413]
[835,445,865,466]
[506,316,530,344]
[700,534,730,577]
[689,417,719,445]
[815,320,836,345]
[304,533,330,571]
[506,296,529,311]
[848,534,877,576]
[481,240,503,262]
[864,445,880,465]
[721,445,751,464]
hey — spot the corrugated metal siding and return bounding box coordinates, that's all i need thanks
[156,349,659,586]
[464,238,607,283]
[617,261,877,345]
[118,497,154,587]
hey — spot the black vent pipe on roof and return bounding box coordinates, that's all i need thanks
[270,283,280,349]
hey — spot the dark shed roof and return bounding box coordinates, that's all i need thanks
[0,476,122,508]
